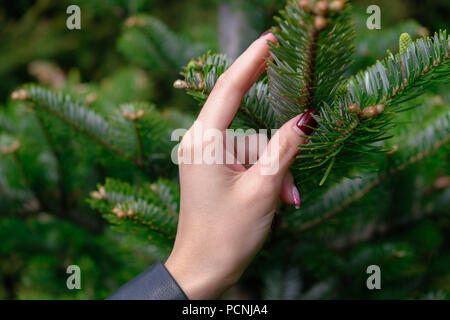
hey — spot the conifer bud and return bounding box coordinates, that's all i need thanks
[314,1,329,16]
[85,93,98,105]
[91,186,106,199]
[399,33,412,54]
[330,0,345,12]
[173,79,189,89]
[298,0,312,11]
[99,186,106,197]
[90,191,102,199]
[348,103,360,114]
[314,16,327,31]
[387,145,399,155]
[187,60,202,71]
[11,89,29,101]
[125,17,137,27]
[1,141,20,154]
[127,209,134,216]
[117,210,125,218]
[135,109,145,119]
[362,106,377,118]
[375,104,385,114]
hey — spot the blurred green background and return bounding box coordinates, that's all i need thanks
[0,0,449,299]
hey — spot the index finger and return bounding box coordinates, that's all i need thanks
[197,33,277,130]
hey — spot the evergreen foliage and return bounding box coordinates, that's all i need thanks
[1,0,449,299]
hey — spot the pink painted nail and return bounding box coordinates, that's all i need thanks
[260,29,272,38]
[292,186,301,209]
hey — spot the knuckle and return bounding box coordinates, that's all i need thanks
[216,72,232,89]
[216,71,243,94]
[277,134,291,154]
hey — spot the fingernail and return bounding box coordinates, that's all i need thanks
[260,28,272,38]
[292,186,301,209]
[294,109,318,136]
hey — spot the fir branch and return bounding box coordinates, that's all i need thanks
[268,0,355,121]
[294,30,449,185]
[289,109,450,233]
[347,31,450,109]
[0,176,38,213]
[19,85,144,167]
[176,52,277,130]
[34,111,68,209]
[119,14,205,73]
[133,121,145,166]
[89,178,179,242]
[0,112,16,134]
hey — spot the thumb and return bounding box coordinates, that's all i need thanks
[248,110,317,184]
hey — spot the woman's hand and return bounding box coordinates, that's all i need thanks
[164,32,317,299]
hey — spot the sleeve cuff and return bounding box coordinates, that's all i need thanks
[107,261,188,300]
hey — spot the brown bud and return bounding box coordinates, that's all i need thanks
[375,104,385,114]
[11,89,29,101]
[434,176,450,190]
[298,0,312,11]
[99,186,106,198]
[362,106,377,118]
[2,141,20,154]
[125,17,137,27]
[127,209,135,216]
[136,109,145,119]
[348,103,360,114]
[90,191,103,200]
[129,113,138,121]
[173,79,189,89]
[330,0,345,12]
[85,93,98,105]
[314,16,327,31]
[314,1,329,16]
[9,141,20,153]
[122,111,130,118]
[387,145,399,155]
[117,210,125,218]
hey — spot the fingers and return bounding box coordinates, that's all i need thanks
[226,133,268,165]
[247,110,317,186]
[198,33,277,130]
[279,171,300,209]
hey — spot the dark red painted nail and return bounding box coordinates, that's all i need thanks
[295,110,318,136]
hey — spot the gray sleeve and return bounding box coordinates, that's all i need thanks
[107,261,188,300]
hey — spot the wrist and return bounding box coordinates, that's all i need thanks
[164,250,237,299]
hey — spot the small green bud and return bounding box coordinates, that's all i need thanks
[187,60,199,71]
[399,33,412,54]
